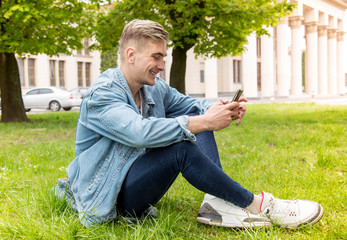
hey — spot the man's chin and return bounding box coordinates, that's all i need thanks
[148,77,156,85]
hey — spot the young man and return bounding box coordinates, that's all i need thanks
[55,19,323,229]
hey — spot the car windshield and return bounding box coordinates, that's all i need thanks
[26,89,40,95]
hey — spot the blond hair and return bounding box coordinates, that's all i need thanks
[119,19,169,61]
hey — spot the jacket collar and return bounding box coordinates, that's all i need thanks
[142,85,155,106]
[115,67,155,107]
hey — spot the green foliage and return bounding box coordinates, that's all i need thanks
[0,0,101,56]
[0,104,346,239]
[100,49,118,72]
[95,0,294,57]
[0,0,106,123]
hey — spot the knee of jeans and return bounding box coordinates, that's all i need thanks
[174,141,202,166]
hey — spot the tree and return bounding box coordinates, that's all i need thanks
[0,0,101,122]
[95,0,294,94]
[100,48,118,72]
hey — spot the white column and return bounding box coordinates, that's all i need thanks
[242,33,258,97]
[305,22,318,95]
[65,55,77,90]
[35,54,50,87]
[328,29,337,95]
[204,57,218,98]
[260,27,274,97]
[276,18,290,96]
[337,31,345,95]
[289,16,303,95]
[318,26,328,95]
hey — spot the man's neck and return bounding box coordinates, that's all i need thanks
[120,64,143,99]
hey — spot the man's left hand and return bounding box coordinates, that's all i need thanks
[220,97,248,125]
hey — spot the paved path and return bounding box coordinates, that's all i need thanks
[246,94,347,105]
[206,94,347,106]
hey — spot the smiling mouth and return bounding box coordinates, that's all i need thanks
[150,71,158,76]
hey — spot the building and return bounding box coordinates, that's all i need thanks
[163,0,347,98]
[17,38,100,93]
[18,0,346,99]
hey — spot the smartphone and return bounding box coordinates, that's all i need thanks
[232,89,243,102]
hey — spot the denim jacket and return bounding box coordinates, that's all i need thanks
[54,67,211,227]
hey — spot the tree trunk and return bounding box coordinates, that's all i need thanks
[0,52,29,122]
[169,46,188,94]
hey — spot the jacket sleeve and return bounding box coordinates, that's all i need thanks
[157,79,212,118]
[80,84,195,148]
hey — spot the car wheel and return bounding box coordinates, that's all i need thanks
[49,101,61,111]
[63,107,72,111]
[25,108,31,112]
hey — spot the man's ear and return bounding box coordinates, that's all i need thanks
[126,47,135,63]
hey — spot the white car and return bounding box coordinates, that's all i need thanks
[22,87,77,112]
[69,87,89,106]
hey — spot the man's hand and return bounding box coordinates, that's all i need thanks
[188,97,248,134]
[203,101,240,131]
[230,97,248,125]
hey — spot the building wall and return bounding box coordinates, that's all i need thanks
[185,49,206,95]
[17,0,346,98]
[165,0,347,98]
[17,39,101,94]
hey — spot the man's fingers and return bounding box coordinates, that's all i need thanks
[220,98,229,104]
[237,104,246,112]
[224,102,239,110]
[238,97,248,103]
[230,109,239,118]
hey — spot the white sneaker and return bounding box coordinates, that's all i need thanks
[260,191,324,228]
[196,194,272,229]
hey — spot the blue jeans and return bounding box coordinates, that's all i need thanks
[117,131,254,217]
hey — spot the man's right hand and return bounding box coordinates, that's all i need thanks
[187,101,240,134]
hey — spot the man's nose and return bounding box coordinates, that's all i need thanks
[157,60,165,71]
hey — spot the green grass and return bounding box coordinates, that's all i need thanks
[0,103,346,239]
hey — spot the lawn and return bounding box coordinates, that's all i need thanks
[0,103,346,239]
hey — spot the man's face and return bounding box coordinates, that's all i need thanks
[132,40,167,86]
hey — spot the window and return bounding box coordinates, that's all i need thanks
[28,58,36,86]
[200,62,205,83]
[85,62,91,86]
[256,37,261,58]
[39,88,53,94]
[200,70,205,83]
[59,61,65,87]
[78,62,83,86]
[233,60,241,84]
[257,62,261,90]
[26,89,39,95]
[84,38,90,56]
[49,60,56,86]
[17,58,25,86]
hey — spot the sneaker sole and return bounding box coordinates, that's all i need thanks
[197,214,272,229]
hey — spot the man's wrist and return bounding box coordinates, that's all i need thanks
[188,115,210,134]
